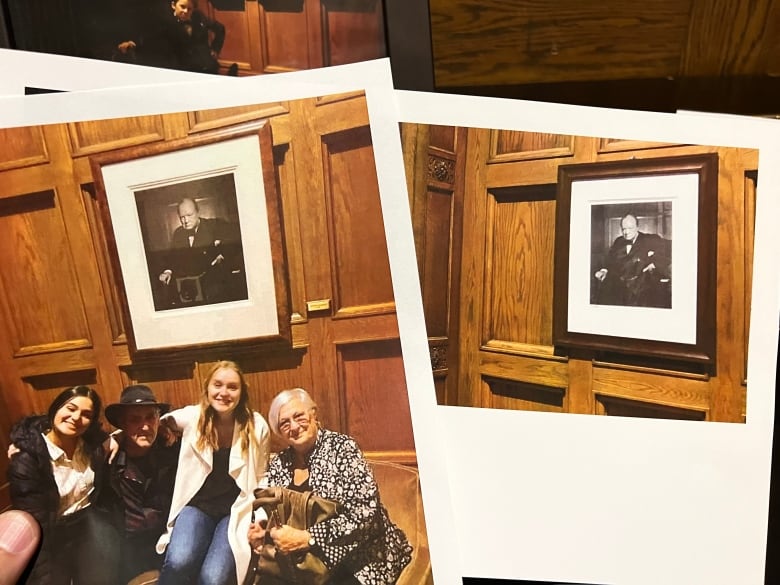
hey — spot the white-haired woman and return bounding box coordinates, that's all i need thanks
[248,388,411,585]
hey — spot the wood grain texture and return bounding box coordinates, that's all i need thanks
[421,187,453,337]
[489,130,574,163]
[455,127,490,407]
[186,103,289,134]
[681,0,775,76]
[484,191,555,346]
[322,127,393,315]
[339,339,414,453]
[67,115,165,157]
[430,0,691,86]
[0,190,91,355]
[322,0,386,66]
[261,6,313,71]
[486,378,564,412]
[0,126,49,171]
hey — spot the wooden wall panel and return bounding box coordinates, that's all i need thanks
[484,193,555,346]
[487,378,564,412]
[67,115,166,157]
[421,189,452,336]
[339,339,414,456]
[428,125,456,152]
[430,0,692,86]
[186,103,288,134]
[261,7,313,72]
[0,126,49,171]
[211,7,254,71]
[489,130,574,162]
[322,127,393,315]
[0,190,91,356]
[322,0,385,66]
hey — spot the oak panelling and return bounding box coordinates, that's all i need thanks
[321,0,386,66]
[681,0,775,77]
[596,394,707,420]
[430,0,692,87]
[421,187,453,337]
[597,137,678,154]
[186,103,289,134]
[67,115,166,157]
[486,378,565,412]
[330,313,399,344]
[0,126,49,171]
[480,349,568,392]
[483,187,555,347]
[274,143,308,323]
[211,5,255,71]
[488,130,574,163]
[321,126,394,317]
[82,185,125,344]
[313,94,370,134]
[0,190,92,356]
[486,149,586,187]
[338,339,414,454]
[15,349,97,379]
[428,125,456,152]
[455,127,490,407]
[710,147,750,423]
[592,365,711,412]
[260,3,313,72]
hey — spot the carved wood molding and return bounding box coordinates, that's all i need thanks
[429,339,448,371]
[427,154,455,184]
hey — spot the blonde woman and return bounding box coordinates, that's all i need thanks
[157,361,269,585]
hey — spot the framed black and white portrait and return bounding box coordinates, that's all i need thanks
[90,119,291,360]
[553,154,718,364]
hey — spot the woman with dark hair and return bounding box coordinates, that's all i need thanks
[8,385,120,585]
[157,360,270,585]
[249,388,411,585]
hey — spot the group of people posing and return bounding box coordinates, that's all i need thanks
[8,361,411,584]
[104,0,231,74]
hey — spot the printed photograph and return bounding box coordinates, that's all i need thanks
[0,90,433,585]
[590,202,672,309]
[402,124,753,423]
[3,0,387,77]
[135,175,249,311]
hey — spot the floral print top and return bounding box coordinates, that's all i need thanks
[268,428,412,584]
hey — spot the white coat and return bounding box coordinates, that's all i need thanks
[156,405,270,585]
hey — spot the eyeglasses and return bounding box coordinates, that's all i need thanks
[278,411,311,434]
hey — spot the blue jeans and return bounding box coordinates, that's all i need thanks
[158,506,236,585]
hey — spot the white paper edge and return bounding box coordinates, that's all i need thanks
[0,48,216,96]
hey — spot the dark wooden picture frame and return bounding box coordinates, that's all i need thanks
[553,153,718,364]
[90,119,291,361]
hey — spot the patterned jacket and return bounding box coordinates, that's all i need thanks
[268,428,412,585]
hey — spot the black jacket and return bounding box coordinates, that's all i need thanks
[103,437,180,538]
[8,416,109,585]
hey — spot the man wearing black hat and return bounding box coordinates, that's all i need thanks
[103,385,180,584]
